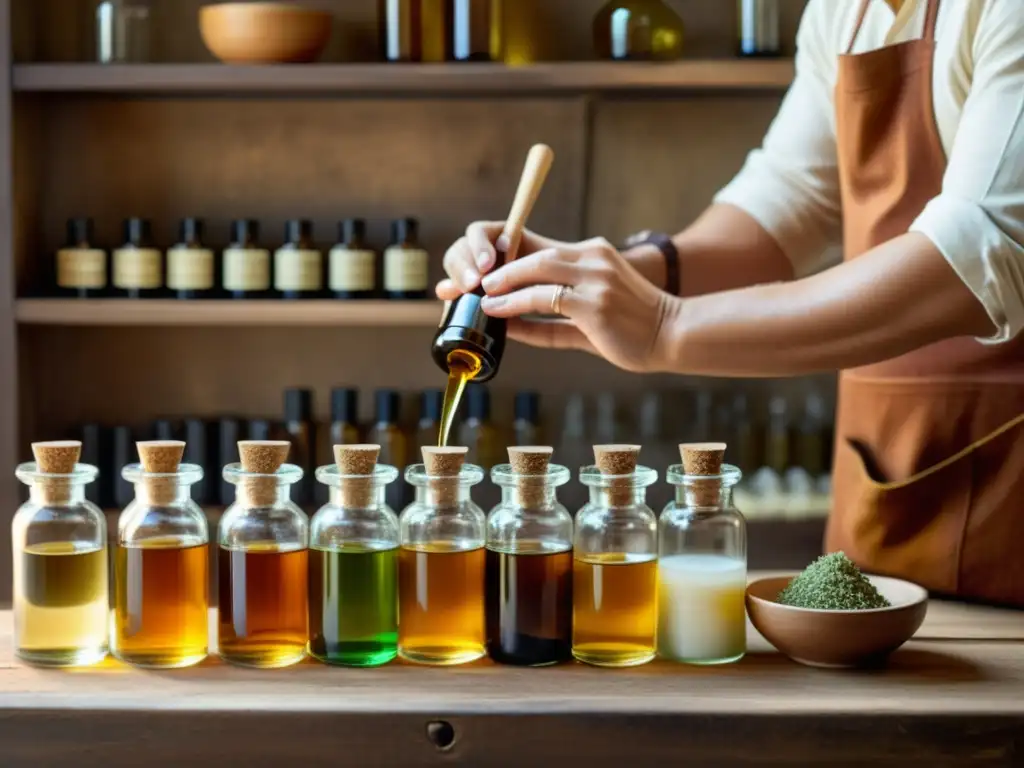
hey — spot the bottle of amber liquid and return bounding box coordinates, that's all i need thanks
[113,441,209,668]
[219,441,308,668]
[486,446,572,666]
[113,217,163,299]
[223,219,271,299]
[284,388,316,508]
[368,389,410,513]
[383,218,429,300]
[55,217,107,298]
[330,219,377,300]
[13,441,108,667]
[275,219,323,300]
[310,444,399,666]
[167,217,215,300]
[399,446,486,665]
[573,444,658,667]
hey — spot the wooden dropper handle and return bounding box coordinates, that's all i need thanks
[500,143,555,261]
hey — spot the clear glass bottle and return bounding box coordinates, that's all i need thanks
[398,449,486,665]
[219,443,308,668]
[593,0,685,61]
[486,450,573,666]
[310,449,400,667]
[113,441,209,669]
[96,0,152,63]
[13,442,108,667]
[658,458,746,665]
[573,449,658,667]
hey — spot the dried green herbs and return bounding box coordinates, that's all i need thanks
[778,552,891,610]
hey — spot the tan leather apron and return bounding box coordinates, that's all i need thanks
[824,0,1024,607]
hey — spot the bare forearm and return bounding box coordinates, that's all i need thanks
[656,233,995,376]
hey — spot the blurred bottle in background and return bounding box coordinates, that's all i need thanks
[513,390,543,446]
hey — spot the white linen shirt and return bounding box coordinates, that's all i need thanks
[714,0,1024,343]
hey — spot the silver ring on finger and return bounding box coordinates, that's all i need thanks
[551,284,571,316]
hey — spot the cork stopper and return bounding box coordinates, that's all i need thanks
[335,444,380,508]
[31,441,81,503]
[422,446,467,505]
[509,446,553,508]
[136,440,185,505]
[238,440,290,507]
[594,444,641,505]
[680,442,727,507]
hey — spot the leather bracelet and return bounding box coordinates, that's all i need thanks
[624,230,681,295]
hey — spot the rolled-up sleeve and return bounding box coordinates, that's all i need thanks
[909,4,1024,344]
[714,0,843,277]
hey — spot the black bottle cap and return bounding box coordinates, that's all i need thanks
[466,385,491,421]
[123,218,152,247]
[375,389,400,424]
[179,217,204,244]
[331,387,359,424]
[340,218,366,244]
[391,218,418,244]
[66,217,94,246]
[247,418,273,441]
[231,219,259,244]
[284,388,313,422]
[285,219,313,244]
[515,391,540,423]
[420,389,443,422]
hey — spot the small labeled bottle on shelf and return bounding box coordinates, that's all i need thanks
[658,443,747,665]
[329,219,377,299]
[573,444,658,667]
[113,217,163,299]
[55,218,106,298]
[486,446,573,666]
[219,441,309,668]
[274,219,323,300]
[310,444,399,666]
[113,441,209,668]
[167,217,215,300]
[223,219,271,299]
[384,218,429,300]
[399,446,486,665]
[13,441,108,667]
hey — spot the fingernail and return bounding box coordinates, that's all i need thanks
[476,251,493,271]
[481,296,505,310]
[461,268,479,288]
[496,235,511,253]
[481,272,499,293]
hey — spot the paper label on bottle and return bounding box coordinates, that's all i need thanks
[166,247,214,290]
[223,247,270,291]
[384,247,429,292]
[56,248,106,289]
[113,247,162,289]
[274,248,323,291]
[328,247,376,292]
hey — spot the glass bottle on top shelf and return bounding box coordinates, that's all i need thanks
[113,217,162,299]
[167,218,215,300]
[379,0,423,62]
[96,0,152,63]
[416,389,444,452]
[113,441,208,668]
[452,0,503,62]
[399,446,486,665]
[223,219,271,299]
[593,0,685,61]
[219,441,309,668]
[13,441,107,668]
[658,442,747,665]
[55,218,106,299]
[384,218,429,300]
[329,219,377,300]
[738,0,780,58]
[368,389,410,513]
[486,446,572,666]
[274,219,323,299]
[283,388,316,508]
[310,444,400,666]
[573,444,658,667]
[513,391,542,446]
[422,0,452,61]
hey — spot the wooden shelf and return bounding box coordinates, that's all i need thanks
[12,61,795,95]
[14,299,444,327]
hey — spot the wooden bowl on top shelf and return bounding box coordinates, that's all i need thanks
[199,3,333,64]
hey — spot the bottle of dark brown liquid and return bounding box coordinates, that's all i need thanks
[284,388,316,507]
[167,218,215,300]
[452,0,502,62]
[384,218,429,300]
[329,219,377,300]
[379,0,423,62]
[275,220,323,300]
[113,218,162,299]
[223,219,271,300]
[367,389,409,512]
[56,218,106,299]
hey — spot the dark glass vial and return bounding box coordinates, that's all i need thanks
[379,0,423,62]
[738,0,780,57]
[113,218,163,299]
[452,0,501,62]
[275,219,323,300]
[284,388,316,507]
[330,219,377,300]
[168,218,215,300]
[223,219,271,300]
[56,218,107,299]
[218,418,243,505]
[384,218,429,300]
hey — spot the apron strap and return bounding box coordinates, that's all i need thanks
[846,0,942,54]
[845,0,872,54]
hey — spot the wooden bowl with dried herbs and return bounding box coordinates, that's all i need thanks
[746,553,928,669]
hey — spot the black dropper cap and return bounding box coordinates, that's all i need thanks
[179,217,204,244]
[375,389,400,424]
[420,389,443,422]
[515,391,540,424]
[285,388,313,423]
[466,385,491,421]
[285,219,313,244]
[66,217,94,247]
[231,219,259,245]
[391,218,418,244]
[340,219,366,244]
[331,387,359,424]
[123,218,152,247]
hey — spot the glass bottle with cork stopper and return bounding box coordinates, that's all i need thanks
[55,217,107,299]
[167,217,215,300]
[13,441,108,667]
[398,446,486,665]
[311,444,399,667]
[113,440,209,668]
[274,219,323,300]
[486,446,572,666]
[223,219,271,299]
[573,444,658,667]
[219,440,309,668]
[113,217,163,299]
[330,218,377,300]
[658,442,747,665]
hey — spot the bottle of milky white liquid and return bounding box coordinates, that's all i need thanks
[657,442,747,665]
